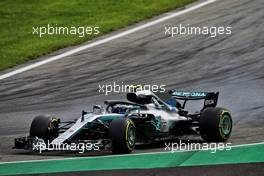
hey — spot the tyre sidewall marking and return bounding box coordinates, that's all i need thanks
[218,110,231,139]
[125,119,135,151]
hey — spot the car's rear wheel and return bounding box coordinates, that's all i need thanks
[199,107,232,142]
[109,118,136,154]
[29,115,59,142]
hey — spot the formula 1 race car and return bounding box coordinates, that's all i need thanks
[14,90,232,154]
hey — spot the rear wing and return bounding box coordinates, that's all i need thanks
[169,90,219,109]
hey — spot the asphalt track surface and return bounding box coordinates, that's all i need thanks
[0,0,263,166]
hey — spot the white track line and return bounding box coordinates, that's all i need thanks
[0,141,263,165]
[0,0,217,81]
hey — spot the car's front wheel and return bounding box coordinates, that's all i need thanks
[29,115,59,142]
[109,118,136,154]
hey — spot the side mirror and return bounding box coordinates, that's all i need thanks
[126,106,141,117]
[93,105,104,113]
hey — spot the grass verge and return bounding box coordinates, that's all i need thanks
[0,0,195,71]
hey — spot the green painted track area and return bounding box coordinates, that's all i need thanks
[0,143,264,175]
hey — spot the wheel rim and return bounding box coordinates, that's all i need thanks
[221,115,232,135]
[47,120,59,140]
[127,126,135,146]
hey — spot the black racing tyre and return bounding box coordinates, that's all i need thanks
[109,118,136,154]
[199,107,232,142]
[29,115,59,142]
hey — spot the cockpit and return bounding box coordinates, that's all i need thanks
[126,91,180,111]
[104,100,145,115]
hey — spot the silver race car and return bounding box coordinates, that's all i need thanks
[14,89,232,154]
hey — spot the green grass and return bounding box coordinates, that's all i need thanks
[0,0,195,71]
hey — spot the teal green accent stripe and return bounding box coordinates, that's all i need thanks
[0,144,264,175]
